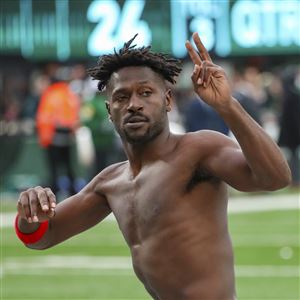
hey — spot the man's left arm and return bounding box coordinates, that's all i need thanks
[186,33,291,191]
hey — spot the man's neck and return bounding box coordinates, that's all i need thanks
[123,128,174,177]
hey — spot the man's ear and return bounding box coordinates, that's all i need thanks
[165,89,172,112]
[105,101,113,122]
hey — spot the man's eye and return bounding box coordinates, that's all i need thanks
[141,91,152,97]
[115,95,128,102]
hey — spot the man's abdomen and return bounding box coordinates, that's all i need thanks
[130,224,236,299]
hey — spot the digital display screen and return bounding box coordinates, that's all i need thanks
[1,0,299,60]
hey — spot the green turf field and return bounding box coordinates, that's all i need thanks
[1,201,299,299]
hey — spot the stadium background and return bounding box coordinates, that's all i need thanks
[1,0,299,299]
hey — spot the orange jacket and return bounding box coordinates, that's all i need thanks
[36,82,80,147]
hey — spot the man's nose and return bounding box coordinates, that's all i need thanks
[127,95,143,112]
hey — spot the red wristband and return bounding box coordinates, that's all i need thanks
[15,214,49,244]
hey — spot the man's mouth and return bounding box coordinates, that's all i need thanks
[124,115,149,129]
[125,115,148,124]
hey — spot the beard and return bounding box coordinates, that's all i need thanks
[123,118,165,145]
[116,108,167,145]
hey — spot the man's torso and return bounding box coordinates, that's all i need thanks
[96,133,236,299]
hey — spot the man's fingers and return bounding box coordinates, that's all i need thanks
[29,188,41,222]
[196,64,220,88]
[191,64,202,83]
[17,192,32,223]
[45,188,57,209]
[17,187,56,223]
[192,32,212,62]
[185,40,202,65]
[46,208,56,219]
[202,64,213,87]
[35,187,50,211]
[28,193,39,222]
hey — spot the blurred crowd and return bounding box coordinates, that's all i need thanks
[1,61,299,194]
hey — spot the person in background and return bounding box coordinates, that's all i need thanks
[80,93,117,178]
[278,66,300,187]
[231,66,264,125]
[36,78,80,196]
[184,89,229,134]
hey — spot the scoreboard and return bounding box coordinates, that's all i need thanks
[1,0,299,60]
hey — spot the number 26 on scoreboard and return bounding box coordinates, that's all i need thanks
[87,0,152,56]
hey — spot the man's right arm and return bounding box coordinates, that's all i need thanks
[16,176,111,250]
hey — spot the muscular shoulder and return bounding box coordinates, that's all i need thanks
[181,130,239,154]
[105,160,129,177]
[96,161,128,183]
[78,161,128,198]
[175,131,240,173]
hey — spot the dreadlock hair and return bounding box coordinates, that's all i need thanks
[87,34,182,92]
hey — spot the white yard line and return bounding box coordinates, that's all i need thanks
[3,256,132,269]
[1,194,299,228]
[1,256,299,278]
[1,212,18,228]
[228,194,300,214]
[235,265,300,277]
[231,234,300,246]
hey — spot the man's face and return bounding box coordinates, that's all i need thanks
[106,66,172,144]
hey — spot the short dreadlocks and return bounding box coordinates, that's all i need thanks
[87,34,182,92]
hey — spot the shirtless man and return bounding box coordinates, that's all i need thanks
[16,33,291,299]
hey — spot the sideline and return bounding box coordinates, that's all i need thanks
[1,194,299,228]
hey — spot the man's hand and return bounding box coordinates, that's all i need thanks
[17,186,56,223]
[185,32,232,111]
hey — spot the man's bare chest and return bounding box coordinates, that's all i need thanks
[102,159,213,245]
[103,161,186,243]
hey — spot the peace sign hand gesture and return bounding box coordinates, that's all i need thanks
[185,33,232,112]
